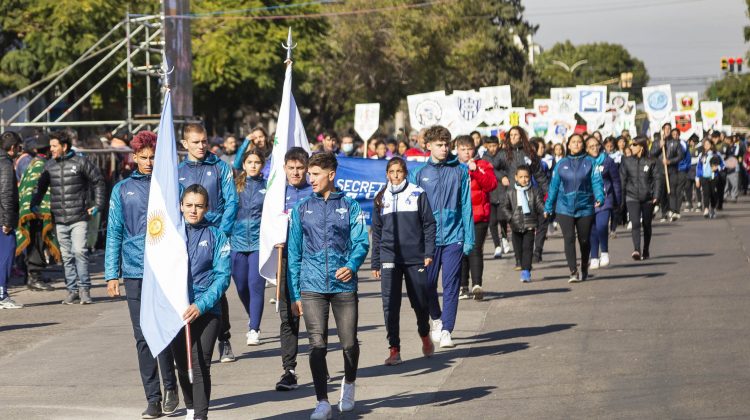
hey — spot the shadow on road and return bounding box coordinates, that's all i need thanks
[0,322,59,332]
[483,288,571,301]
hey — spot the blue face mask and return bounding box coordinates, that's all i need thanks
[342,143,354,153]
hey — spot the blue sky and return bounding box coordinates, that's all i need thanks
[523,0,748,98]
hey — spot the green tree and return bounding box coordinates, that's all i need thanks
[302,0,538,131]
[534,41,649,101]
[705,74,750,126]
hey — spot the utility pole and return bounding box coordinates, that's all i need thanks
[162,0,193,118]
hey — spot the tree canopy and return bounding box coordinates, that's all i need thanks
[534,41,649,101]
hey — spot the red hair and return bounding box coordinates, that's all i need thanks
[131,131,157,153]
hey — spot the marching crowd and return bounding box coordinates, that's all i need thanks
[0,120,746,420]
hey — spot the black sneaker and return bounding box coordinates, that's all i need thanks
[163,388,179,414]
[275,370,298,391]
[641,251,650,260]
[62,291,80,305]
[141,402,162,419]
[532,254,542,264]
[219,340,235,363]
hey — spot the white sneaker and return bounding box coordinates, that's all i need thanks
[589,258,600,270]
[627,221,632,231]
[338,379,356,412]
[439,330,455,348]
[246,329,260,346]
[502,238,513,254]
[430,319,443,342]
[310,400,332,420]
[599,252,610,267]
[0,296,24,309]
[493,246,502,258]
[185,409,195,420]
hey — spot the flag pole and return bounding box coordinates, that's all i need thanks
[275,244,284,313]
[661,139,671,194]
[160,47,194,383]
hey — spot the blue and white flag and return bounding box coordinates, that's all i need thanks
[141,90,190,356]
[258,29,311,284]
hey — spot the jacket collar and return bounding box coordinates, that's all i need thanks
[429,153,459,167]
[312,189,344,201]
[186,219,211,230]
[388,180,409,194]
[55,151,75,162]
[185,151,220,166]
[130,170,150,180]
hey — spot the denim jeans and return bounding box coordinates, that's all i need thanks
[55,221,90,291]
[301,291,359,402]
[0,230,15,299]
[125,279,177,403]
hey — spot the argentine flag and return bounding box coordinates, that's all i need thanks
[259,28,311,284]
[141,90,190,356]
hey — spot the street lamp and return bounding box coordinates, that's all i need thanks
[551,59,588,73]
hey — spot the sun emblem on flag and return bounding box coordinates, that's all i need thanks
[147,210,166,245]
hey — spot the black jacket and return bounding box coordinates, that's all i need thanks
[31,151,105,225]
[482,150,509,204]
[619,155,663,203]
[650,138,684,169]
[0,150,19,229]
[492,145,549,208]
[500,185,545,233]
[371,182,436,269]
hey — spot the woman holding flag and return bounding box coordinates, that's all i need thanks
[231,149,267,346]
[173,184,231,420]
[104,131,179,419]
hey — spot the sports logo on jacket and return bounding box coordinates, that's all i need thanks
[199,240,209,247]
[70,165,78,174]
[206,171,212,176]
[335,208,348,219]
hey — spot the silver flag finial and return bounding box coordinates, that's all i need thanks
[281,27,297,62]
[159,49,175,90]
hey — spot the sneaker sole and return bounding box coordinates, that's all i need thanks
[384,359,403,366]
[220,358,236,363]
[246,341,260,346]
[440,342,456,348]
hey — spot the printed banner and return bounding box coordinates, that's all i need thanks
[675,91,699,112]
[643,84,673,123]
[550,87,578,114]
[408,90,452,131]
[609,91,629,112]
[354,103,380,142]
[700,101,723,131]
[480,85,512,126]
[447,90,484,135]
[671,111,696,140]
[533,99,556,116]
[546,114,577,144]
[576,85,607,114]
[335,157,420,225]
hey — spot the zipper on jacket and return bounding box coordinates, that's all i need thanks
[437,165,444,244]
[324,199,329,292]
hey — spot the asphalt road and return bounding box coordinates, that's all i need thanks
[2,199,750,419]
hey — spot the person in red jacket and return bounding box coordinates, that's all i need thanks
[455,135,497,300]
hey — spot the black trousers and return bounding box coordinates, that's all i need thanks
[461,222,488,289]
[172,313,220,419]
[381,263,431,349]
[717,171,727,209]
[301,292,359,402]
[533,213,549,259]
[278,255,300,372]
[219,294,231,341]
[125,279,177,404]
[667,168,681,214]
[512,229,535,271]
[556,214,594,275]
[488,203,508,247]
[625,200,654,254]
[700,177,720,210]
[679,171,693,209]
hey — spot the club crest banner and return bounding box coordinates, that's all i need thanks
[700,101,723,131]
[551,87,578,114]
[576,85,607,115]
[643,85,673,125]
[675,92,699,112]
[408,90,451,131]
[671,111,696,140]
[480,85,512,126]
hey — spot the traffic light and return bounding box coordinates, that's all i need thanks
[738,58,744,73]
[729,57,736,72]
[721,57,728,71]
[619,72,633,89]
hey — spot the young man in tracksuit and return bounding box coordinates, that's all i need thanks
[104,131,179,419]
[275,147,313,392]
[409,125,474,349]
[371,157,437,366]
[677,135,692,215]
[287,152,369,420]
[178,123,239,363]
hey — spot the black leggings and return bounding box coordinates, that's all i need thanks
[172,313,220,419]
[556,214,594,275]
[700,177,720,210]
[626,200,654,254]
[488,203,508,247]
[461,222,489,288]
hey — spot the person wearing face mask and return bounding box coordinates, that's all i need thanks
[231,149,267,347]
[338,134,357,157]
[544,134,605,283]
[585,137,621,270]
[371,157,436,366]
[104,131,179,419]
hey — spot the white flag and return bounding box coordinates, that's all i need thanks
[643,84,673,127]
[259,58,311,284]
[140,90,190,357]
